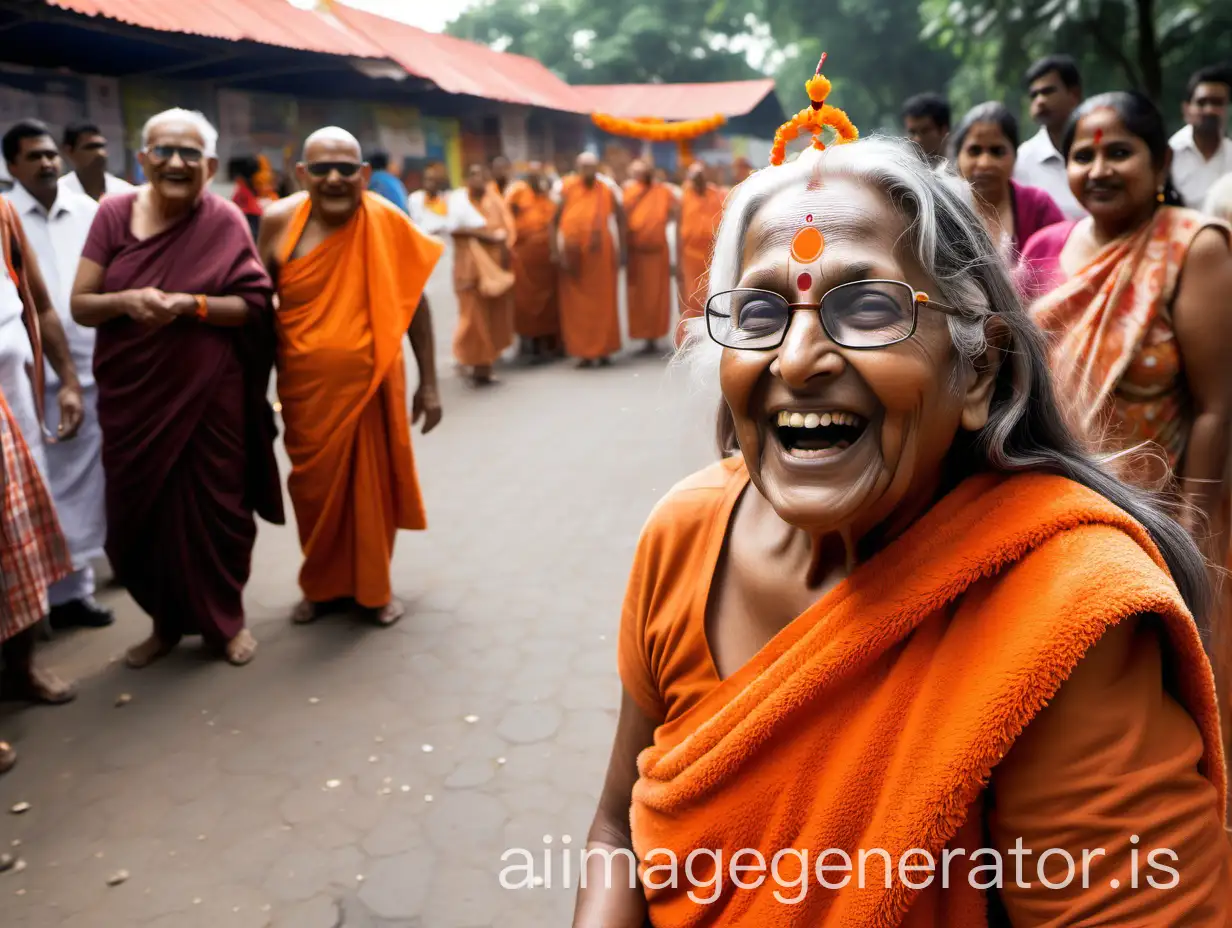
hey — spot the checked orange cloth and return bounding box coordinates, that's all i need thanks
[0,387,71,641]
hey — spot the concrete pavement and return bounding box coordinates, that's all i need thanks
[0,264,717,927]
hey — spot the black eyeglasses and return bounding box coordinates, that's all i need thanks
[304,161,363,178]
[147,145,204,165]
[705,279,960,351]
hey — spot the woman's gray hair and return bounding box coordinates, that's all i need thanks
[141,108,218,158]
[677,136,1212,637]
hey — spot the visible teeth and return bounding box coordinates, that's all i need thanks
[776,410,865,428]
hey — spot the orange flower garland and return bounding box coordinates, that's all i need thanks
[770,53,859,166]
[590,112,727,144]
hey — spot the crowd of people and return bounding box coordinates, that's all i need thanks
[2,46,1232,920]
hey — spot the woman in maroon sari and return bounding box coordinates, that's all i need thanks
[71,108,283,667]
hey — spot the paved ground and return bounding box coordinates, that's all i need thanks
[0,255,716,927]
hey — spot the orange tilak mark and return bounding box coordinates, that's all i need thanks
[791,226,825,263]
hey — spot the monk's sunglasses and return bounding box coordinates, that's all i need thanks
[146,145,204,165]
[305,161,363,178]
[705,280,960,351]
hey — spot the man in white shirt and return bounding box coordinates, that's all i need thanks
[4,119,113,631]
[58,120,132,202]
[408,161,451,237]
[1169,66,1232,210]
[1013,55,1086,220]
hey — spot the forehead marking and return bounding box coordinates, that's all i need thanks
[790,225,825,263]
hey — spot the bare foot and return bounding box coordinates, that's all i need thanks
[8,666,77,704]
[372,598,405,627]
[291,599,320,624]
[0,741,14,775]
[225,629,258,666]
[126,633,175,669]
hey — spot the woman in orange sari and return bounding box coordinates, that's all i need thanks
[576,70,1231,924]
[1020,91,1232,775]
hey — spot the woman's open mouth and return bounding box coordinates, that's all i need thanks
[772,409,868,459]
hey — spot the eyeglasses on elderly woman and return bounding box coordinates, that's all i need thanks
[704,278,960,350]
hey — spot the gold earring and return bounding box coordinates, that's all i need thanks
[1157,188,1165,203]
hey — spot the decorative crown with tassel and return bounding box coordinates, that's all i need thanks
[769,53,859,166]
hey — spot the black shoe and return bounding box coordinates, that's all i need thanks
[48,598,115,630]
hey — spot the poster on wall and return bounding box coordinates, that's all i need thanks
[372,105,427,170]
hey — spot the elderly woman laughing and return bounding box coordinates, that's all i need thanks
[575,65,1231,928]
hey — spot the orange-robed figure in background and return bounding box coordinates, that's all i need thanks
[675,161,726,345]
[450,162,517,386]
[258,127,443,627]
[505,160,560,360]
[551,152,627,368]
[622,158,678,354]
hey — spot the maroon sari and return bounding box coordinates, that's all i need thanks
[82,191,284,645]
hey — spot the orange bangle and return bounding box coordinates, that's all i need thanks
[194,294,208,320]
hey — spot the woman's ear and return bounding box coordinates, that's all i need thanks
[960,315,1008,432]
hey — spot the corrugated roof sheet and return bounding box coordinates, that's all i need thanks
[329,4,590,113]
[43,2,778,121]
[46,0,385,57]
[571,79,779,120]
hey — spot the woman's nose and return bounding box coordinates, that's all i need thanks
[774,309,845,388]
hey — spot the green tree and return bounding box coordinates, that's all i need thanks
[447,0,761,84]
[735,0,958,131]
[922,0,1232,120]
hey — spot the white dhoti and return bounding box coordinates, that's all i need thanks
[42,380,106,605]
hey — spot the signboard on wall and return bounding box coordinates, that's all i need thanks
[372,105,427,169]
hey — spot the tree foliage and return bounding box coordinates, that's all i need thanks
[922,0,1232,114]
[447,0,760,84]
[448,0,1232,133]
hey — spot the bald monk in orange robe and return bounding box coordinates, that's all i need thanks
[258,127,443,626]
[551,152,627,368]
[506,161,560,361]
[675,161,726,346]
[451,162,517,385]
[623,159,678,354]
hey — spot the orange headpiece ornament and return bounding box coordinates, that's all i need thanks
[769,53,859,166]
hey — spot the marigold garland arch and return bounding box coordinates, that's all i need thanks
[589,112,727,164]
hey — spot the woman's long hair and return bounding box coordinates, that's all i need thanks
[1061,91,1185,207]
[679,137,1211,637]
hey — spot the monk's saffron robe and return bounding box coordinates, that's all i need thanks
[505,180,559,340]
[274,192,441,607]
[676,183,724,340]
[557,177,620,360]
[623,180,675,341]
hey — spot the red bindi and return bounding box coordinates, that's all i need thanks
[796,271,813,293]
[1093,128,1104,145]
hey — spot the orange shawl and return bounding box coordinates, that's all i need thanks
[1028,207,1228,458]
[274,192,442,605]
[628,460,1225,926]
